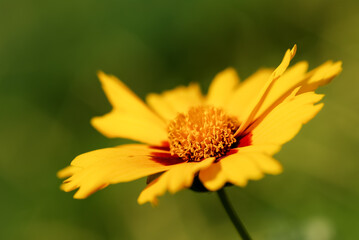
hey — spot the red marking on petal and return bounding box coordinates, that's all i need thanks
[150,152,186,166]
[149,141,170,151]
[227,148,239,155]
[215,132,252,163]
[237,132,253,148]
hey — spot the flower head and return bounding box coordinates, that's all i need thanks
[58,45,342,205]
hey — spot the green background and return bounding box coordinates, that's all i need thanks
[1,0,358,239]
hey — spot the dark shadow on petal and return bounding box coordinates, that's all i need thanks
[149,141,186,166]
[150,152,186,166]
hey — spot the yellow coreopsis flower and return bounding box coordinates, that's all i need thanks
[58,45,341,205]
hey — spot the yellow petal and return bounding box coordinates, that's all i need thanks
[137,157,215,205]
[234,144,281,156]
[234,45,297,136]
[298,61,342,94]
[57,165,81,178]
[198,162,227,191]
[250,91,324,146]
[252,61,308,119]
[146,83,204,122]
[97,72,163,123]
[91,110,168,145]
[225,68,273,121]
[59,144,183,199]
[95,71,166,142]
[199,150,282,191]
[253,60,341,121]
[206,68,240,108]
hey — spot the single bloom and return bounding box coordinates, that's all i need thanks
[58,45,342,205]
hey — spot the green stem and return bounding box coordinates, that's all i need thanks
[217,188,252,240]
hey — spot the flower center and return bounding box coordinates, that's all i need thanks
[167,106,240,162]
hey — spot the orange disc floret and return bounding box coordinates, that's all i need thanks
[167,106,240,162]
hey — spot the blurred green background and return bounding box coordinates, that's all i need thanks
[1,0,358,239]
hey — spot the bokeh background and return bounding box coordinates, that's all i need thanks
[1,0,358,239]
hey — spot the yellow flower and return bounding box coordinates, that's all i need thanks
[58,45,342,205]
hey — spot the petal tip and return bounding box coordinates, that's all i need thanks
[137,193,158,206]
[57,166,76,179]
[97,70,107,80]
[291,44,297,59]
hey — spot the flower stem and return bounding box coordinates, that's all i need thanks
[217,188,252,240]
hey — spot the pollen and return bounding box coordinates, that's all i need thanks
[167,106,240,162]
